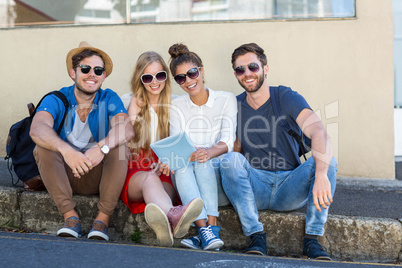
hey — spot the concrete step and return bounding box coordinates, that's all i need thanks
[0,186,400,263]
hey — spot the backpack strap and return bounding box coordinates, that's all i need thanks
[33,91,69,135]
[270,86,308,161]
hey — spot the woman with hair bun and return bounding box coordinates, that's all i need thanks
[167,43,237,251]
[120,51,203,247]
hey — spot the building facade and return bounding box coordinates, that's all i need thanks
[0,0,395,179]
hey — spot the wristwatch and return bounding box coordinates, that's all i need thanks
[98,143,110,155]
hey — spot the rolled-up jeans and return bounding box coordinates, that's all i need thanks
[174,160,219,221]
[220,152,337,236]
[34,144,129,217]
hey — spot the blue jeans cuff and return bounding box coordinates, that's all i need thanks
[244,225,264,237]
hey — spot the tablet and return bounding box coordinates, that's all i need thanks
[150,132,196,171]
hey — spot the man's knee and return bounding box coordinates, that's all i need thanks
[220,152,243,171]
[328,157,337,187]
[220,152,247,189]
[328,157,337,173]
[106,144,129,162]
[305,156,337,180]
[34,145,62,163]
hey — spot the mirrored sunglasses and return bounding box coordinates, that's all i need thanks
[78,64,105,76]
[174,67,201,85]
[140,71,167,84]
[234,63,260,76]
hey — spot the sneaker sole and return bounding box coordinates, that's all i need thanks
[180,239,202,250]
[303,255,332,261]
[203,239,224,251]
[173,197,203,238]
[145,203,173,247]
[57,228,81,238]
[245,249,265,255]
[88,230,109,241]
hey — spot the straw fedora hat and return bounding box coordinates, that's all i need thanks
[66,41,113,78]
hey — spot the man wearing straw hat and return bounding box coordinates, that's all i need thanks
[30,41,134,241]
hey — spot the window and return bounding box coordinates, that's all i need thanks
[192,0,229,21]
[130,0,159,23]
[274,0,355,19]
[0,0,355,29]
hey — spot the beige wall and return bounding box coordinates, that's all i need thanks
[0,0,394,178]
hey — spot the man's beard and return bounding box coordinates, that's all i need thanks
[238,72,265,93]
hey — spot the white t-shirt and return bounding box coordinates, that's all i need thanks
[169,88,237,152]
[66,110,95,151]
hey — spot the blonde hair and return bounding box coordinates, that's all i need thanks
[128,51,171,154]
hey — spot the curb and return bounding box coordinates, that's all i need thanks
[0,186,401,263]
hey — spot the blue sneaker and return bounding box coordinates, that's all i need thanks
[303,238,332,260]
[181,235,202,250]
[198,225,224,251]
[181,225,222,250]
[88,220,109,241]
[57,216,82,238]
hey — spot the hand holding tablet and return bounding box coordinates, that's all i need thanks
[150,132,196,171]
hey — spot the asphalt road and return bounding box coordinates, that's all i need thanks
[0,231,394,268]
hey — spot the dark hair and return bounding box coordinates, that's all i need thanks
[168,43,203,76]
[72,49,104,69]
[231,43,267,69]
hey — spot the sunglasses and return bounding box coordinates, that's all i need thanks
[234,63,260,76]
[78,64,105,76]
[141,71,167,84]
[174,67,201,85]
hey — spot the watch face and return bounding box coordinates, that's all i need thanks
[101,145,110,154]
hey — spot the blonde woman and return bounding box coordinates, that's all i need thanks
[120,51,202,247]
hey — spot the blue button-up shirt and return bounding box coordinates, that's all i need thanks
[36,84,127,142]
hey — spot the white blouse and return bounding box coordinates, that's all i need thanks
[169,88,237,152]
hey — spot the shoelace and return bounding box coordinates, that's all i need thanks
[247,233,264,247]
[167,205,183,231]
[168,205,183,216]
[64,218,80,228]
[306,240,328,253]
[92,221,107,231]
[186,235,201,244]
[200,226,215,241]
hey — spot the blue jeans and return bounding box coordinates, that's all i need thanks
[220,152,337,236]
[175,160,219,221]
[211,155,231,207]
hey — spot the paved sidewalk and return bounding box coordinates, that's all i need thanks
[1,231,395,268]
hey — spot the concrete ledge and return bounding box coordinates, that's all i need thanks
[0,187,20,228]
[324,216,402,262]
[0,187,401,263]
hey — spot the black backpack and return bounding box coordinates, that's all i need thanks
[269,86,311,161]
[5,91,69,186]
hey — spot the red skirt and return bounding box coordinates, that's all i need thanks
[120,149,174,214]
